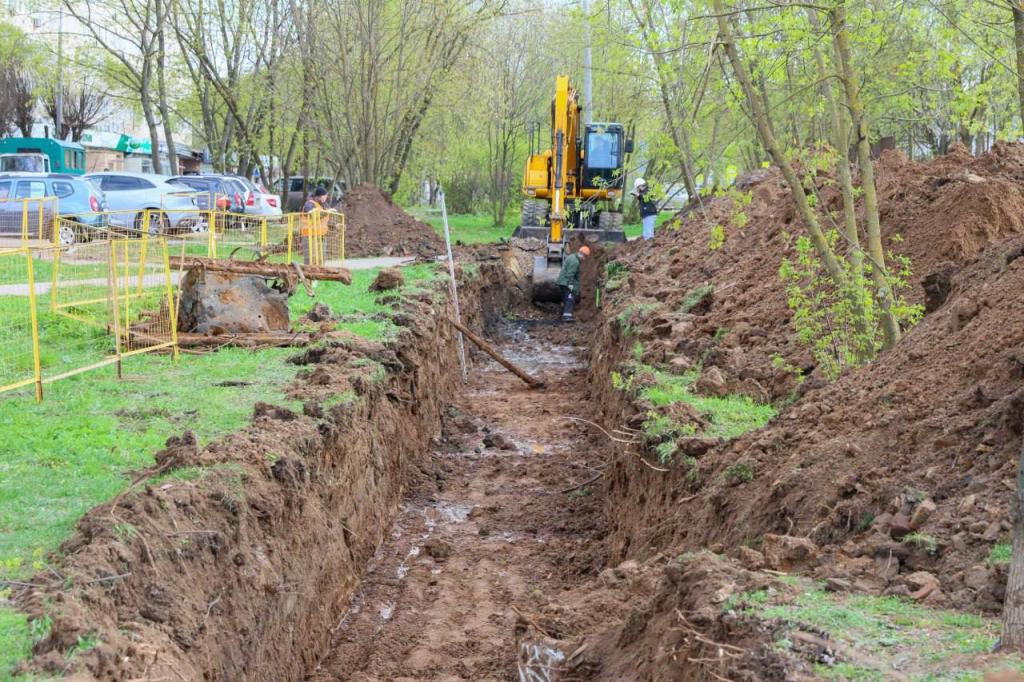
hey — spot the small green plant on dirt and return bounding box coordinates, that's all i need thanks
[322,390,358,409]
[902,532,939,555]
[727,582,1024,679]
[708,224,726,250]
[610,370,634,393]
[724,462,755,483]
[642,411,697,465]
[631,341,644,362]
[700,187,753,251]
[638,368,775,440]
[113,523,138,540]
[681,284,714,313]
[779,231,924,380]
[989,543,1012,566]
[615,301,660,337]
[66,633,101,660]
[604,261,629,292]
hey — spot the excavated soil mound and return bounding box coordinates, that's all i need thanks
[602,141,1024,403]
[594,141,1024,615]
[341,184,444,258]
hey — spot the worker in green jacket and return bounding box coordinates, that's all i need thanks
[556,244,590,322]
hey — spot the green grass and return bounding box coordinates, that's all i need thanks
[729,586,1024,680]
[623,211,678,239]
[407,208,514,245]
[640,368,776,440]
[0,261,445,677]
[290,262,444,341]
[0,607,35,678]
[989,543,1012,566]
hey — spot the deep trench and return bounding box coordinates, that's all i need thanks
[299,313,604,680]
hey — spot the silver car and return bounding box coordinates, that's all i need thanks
[84,171,206,234]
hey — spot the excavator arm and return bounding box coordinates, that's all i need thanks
[515,75,629,301]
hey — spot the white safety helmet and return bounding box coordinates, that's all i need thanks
[634,177,647,190]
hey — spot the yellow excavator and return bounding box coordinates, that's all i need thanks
[514,74,633,300]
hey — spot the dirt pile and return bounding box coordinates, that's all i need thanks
[592,142,1024,614]
[599,141,1024,403]
[341,184,444,258]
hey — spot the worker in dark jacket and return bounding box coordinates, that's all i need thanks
[556,244,590,322]
[631,177,658,240]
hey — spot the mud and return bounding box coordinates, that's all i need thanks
[308,320,606,680]
[341,184,444,258]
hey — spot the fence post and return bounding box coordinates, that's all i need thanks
[49,247,60,313]
[109,240,124,379]
[25,248,43,401]
[161,238,179,361]
[287,215,294,263]
[21,200,27,241]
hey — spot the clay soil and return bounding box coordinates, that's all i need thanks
[341,184,444,258]
[306,318,610,680]
[592,141,1024,618]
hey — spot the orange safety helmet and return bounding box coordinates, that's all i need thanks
[578,245,591,256]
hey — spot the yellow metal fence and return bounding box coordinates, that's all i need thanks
[0,233,179,401]
[1,205,348,400]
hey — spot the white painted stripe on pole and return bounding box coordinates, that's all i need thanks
[439,190,467,383]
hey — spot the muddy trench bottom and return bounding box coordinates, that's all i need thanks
[307,321,606,681]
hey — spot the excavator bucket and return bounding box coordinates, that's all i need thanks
[531,256,562,303]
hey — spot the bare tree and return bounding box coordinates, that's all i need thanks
[44,83,110,141]
[63,0,166,172]
[483,13,541,225]
[0,63,36,137]
[316,0,507,192]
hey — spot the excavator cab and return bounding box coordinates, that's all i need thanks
[514,76,632,301]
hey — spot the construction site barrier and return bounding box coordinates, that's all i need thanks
[1,205,347,400]
[0,247,43,399]
[0,197,58,243]
[0,230,178,401]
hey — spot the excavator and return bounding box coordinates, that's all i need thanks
[513,74,633,301]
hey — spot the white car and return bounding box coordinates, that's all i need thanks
[84,172,206,234]
[236,177,283,217]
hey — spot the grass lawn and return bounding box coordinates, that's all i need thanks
[728,581,1024,680]
[623,211,680,240]
[406,205,680,244]
[407,207,514,245]
[0,261,444,678]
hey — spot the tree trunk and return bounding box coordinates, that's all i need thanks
[627,0,697,201]
[1013,2,1024,131]
[831,1,901,349]
[155,1,178,176]
[1000,429,1024,651]
[807,7,870,357]
[140,71,163,175]
[713,0,848,290]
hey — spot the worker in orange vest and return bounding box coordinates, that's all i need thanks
[300,186,328,265]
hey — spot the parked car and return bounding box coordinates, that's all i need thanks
[0,173,107,245]
[167,175,242,213]
[84,172,205,235]
[234,176,282,216]
[273,176,344,212]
